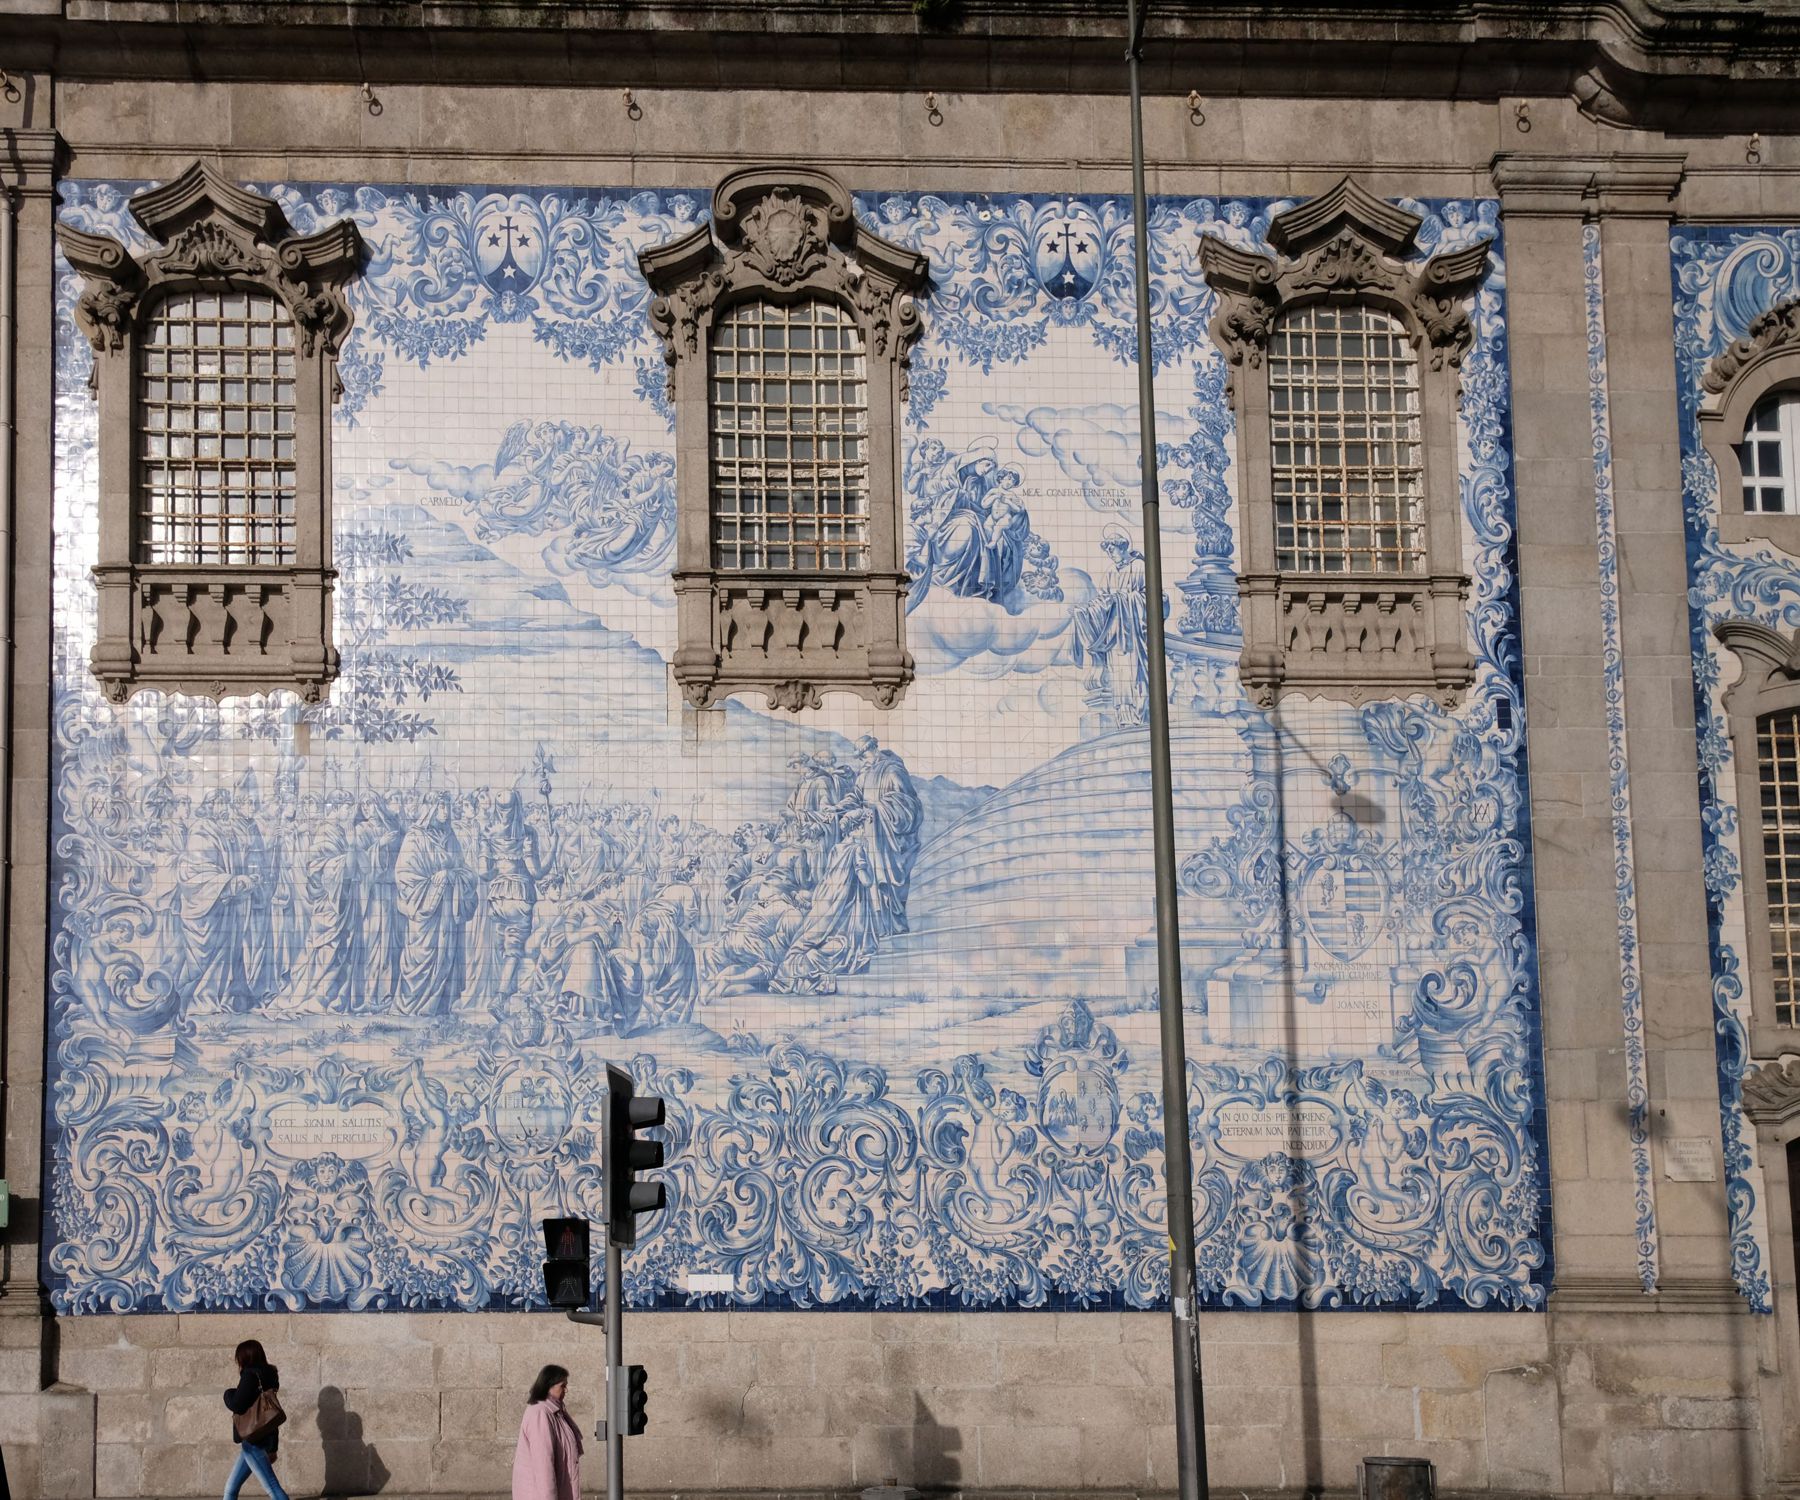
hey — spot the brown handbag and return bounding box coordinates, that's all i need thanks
[233,1381,286,1445]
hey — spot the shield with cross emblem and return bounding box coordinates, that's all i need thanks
[1033,205,1103,301]
[475,201,546,307]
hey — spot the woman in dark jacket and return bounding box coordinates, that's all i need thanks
[222,1339,289,1500]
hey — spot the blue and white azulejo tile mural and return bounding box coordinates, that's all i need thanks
[1669,223,1800,1313]
[46,178,1549,1313]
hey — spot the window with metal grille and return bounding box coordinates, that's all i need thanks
[1267,304,1424,574]
[709,300,869,571]
[1762,707,1800,1026]
[138,290,297,565]
[1735,393,1800,516]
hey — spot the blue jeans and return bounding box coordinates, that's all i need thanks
[224,1441,289,1500]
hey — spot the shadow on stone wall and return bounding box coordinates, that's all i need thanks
[911,1395,962,1487]
[317,1386,391,1497]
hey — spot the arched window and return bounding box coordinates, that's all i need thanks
[640,167,927,712]
[138,290,298,566]
[1700,296,1800,550]
[1267,304,1424,576]
[1200,177,1490,707]
[1714,621,1800,1047]
[709,300,869,573]
[59,162,361,703]
[1735,392,1800,518]
[1709,311,1800,1049]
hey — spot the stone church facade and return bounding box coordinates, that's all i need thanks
[1,2,1799,1496]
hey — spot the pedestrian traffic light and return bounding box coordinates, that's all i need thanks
[625,1364,648,1435]
[604,1064,666,1248]
[540,1216,590,1309]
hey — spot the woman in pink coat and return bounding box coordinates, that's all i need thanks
[513,1364,584,1500]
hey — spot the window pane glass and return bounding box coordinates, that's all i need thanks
[136,291,298,565]
[707,300,869,572]
[1266,304,1423,574]
[1738,394,1800,515]
[1764,709,1800,1026]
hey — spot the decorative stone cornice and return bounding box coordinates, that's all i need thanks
[56,161,363,361]
[10,7,1800,131]
[1200,175,1491,381]
[1490,152,1686,219]
[1549,1271,1750,1315]
[0,127,62,199]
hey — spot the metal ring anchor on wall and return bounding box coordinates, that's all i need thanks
[925,92,944,128]
[623,89,643,122]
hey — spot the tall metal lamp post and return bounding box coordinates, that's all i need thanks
[1124,2,1211,1497]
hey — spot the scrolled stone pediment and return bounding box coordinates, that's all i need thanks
[1705,297,1800,396]
[129,158,290,244]
[1744,1056,1800,1126]
[57,160,364,361]
[1715,619,1800,713]
[1199,175,1491,379]
[638,165,927,396]
[1266,175,1424,259]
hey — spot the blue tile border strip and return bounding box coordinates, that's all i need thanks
[1583,222,1659,1293]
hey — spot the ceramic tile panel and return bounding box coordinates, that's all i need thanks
[44,179,1547,1313]
[1669,223,1800,1314]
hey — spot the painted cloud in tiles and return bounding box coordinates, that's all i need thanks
[45,179,1547,1313]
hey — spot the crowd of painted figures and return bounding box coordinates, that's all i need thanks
[157,736,923,1031]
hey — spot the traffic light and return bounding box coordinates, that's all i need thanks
[540,1216,590,1309]
[625,1364,648,1435]
[604,1064,666,1248]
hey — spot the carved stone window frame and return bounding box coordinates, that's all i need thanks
[58,161,363,703]
[1715,620,1800,1054]
[1199,177,1490,708]
[638,167,928,711]
[1700,298,1800,551]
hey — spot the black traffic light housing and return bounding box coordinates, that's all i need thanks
[604,1064,666,1248]
[540,1217,590,1309]
[625,1364,648,1435]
